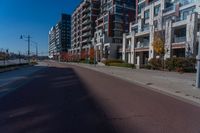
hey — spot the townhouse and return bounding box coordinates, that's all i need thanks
[122,0,200,67]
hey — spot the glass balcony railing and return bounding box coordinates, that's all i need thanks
[174,36,186,43]
[138,0,145,3]
[179,0,198,6]
[163,5,175,13]
[136,42,149,48]
[142,25,149,32]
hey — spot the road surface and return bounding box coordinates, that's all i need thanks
[0,61,200,133]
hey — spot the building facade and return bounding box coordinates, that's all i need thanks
[93,0,136,61]
[48,14,71,58]
[70,0,100,60]
[122,0,200,67]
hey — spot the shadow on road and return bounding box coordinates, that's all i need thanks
[0,66,117,133]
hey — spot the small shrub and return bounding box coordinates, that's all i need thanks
[89,59,97,64]
[148,58,162,70]
[165,58,176,71]
[165,57,196,73]
[109,63,135,68]
[103,59,124,66]
[144,64,152,69]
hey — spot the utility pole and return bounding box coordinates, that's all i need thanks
[35,44,38,61]
[36,45,38,57]
[196,33,200,88]
[20,35,31,63]
[18,51,21,64]
[3,49,6,66]
[28,35,30,63]
[94,47,96,67]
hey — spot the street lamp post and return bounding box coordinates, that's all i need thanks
[196,33,200,88]
[94,45,96,67]
[3,49,6,66]
[20,35,31,63]
[36,44,38,60]
[33,43,38,61]
[18,51,21,64]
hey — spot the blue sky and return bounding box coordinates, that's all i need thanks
[0,0,80,56]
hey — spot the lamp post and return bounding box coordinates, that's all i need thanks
[18,51,21,64]
[94,46,96,67]
[20,35,31,63]
[31,41,38,61]
[36,44,38,59]
[196,33,200,88]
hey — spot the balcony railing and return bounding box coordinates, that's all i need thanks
[174,36,186,43]
[180,0,197,6]
[136,42,149,48]
[163,5,175,13]
[142,25,149,32]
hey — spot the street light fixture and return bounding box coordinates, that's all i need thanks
[20,35,31,63]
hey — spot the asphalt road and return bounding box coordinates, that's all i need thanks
[0,61,200,133]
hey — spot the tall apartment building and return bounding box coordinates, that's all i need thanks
[122,0,200,67]
[93,0,136,61]
[70,0,100,60]
[49,26,56,58]
[48,14,71,58]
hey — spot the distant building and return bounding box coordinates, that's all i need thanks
[93,0,136,61]
[70,0,136,61]
[122,0,200,67]
[70,0,100,60]
[48,14,71,59]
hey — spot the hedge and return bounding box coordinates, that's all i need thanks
[147,57,196,72]
[108,63,135,68]
[102,59,124,66]
[165,57,196,72]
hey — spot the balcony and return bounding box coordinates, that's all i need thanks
[142,25,149,32]
[179,0,197,6]
[82,19,91,26]
[82,39,90,44]
[173,36,186,43]
[82,26,91,31]
[82,14,90,20]
[163,5,175,13]
[82,32,92,37]
[136,42,149,48]
[82,7,90,14]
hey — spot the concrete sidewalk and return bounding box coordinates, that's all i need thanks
[66,62,200,106]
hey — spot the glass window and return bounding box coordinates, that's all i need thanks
[180,7,195,20]
[138,3,145,14]
[144,10,150,19]
[154,5,160,16]
[114,15,123,22]
[115,6,123,14]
